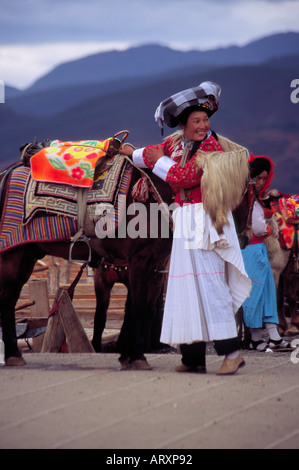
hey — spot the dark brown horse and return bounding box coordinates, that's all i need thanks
[0,158,174,368]
[0,148,253,368]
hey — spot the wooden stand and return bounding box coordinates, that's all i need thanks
[41,288,94,353]
[41,288,65,353]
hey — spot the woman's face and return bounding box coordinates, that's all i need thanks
[181,110,210,141]
[254,170,269,192]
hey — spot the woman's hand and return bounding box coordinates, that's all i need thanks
[146,146,164,165]
[119,144,134,157]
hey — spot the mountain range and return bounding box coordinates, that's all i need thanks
[1,32,299,193]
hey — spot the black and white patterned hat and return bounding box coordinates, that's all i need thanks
[154,81,221,134]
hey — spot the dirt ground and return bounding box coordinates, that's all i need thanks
[0,339,298,451]
[2,263,298,451]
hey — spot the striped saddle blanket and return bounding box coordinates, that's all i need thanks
[0,157,132,252]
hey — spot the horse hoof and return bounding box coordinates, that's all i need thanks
[278,327,286,336]
[129,359,153,370]
[118,357,131,370]
[285,326,299,336]
[5,356,26,367]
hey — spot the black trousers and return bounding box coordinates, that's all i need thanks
[180,337,240,367]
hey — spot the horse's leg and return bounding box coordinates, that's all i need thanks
[118,274,160,361]
[118,279,165,358]
[121,254,154,368]
[144,266,168,352]
[235,307,251,349]
[275,250,298,334]
[285,272,299,334]
[149,284,165,351]
[0,246,40,365]
[122,252,169,368]
[117,288,133,364]
[276,275,289,334]
[91,267,114,352]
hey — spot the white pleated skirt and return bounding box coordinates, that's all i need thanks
[160,204,251,347]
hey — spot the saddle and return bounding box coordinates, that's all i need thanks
[28,131,128,186]
[0,132,132,261]
[26,131,130,244]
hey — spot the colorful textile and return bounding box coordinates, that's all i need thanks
[279,194,299,222]
[242,244,278,328]
[271,195,299,250]
[24,155,129,223]
[30,138,112,188]
[0,167,77,251]
[0,159,133,252]
[274,212,298,250]
[154,81,220,133]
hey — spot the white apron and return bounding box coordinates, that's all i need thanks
[160,203,251,346]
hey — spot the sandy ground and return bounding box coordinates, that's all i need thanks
[0,345,298,451]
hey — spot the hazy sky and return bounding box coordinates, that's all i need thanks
[1,0,299,89]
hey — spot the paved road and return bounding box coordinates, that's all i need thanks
[0,347,298,450]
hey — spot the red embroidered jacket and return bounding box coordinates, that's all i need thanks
[143,134,222,205]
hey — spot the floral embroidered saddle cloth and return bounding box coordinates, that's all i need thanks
[30,138,113,188]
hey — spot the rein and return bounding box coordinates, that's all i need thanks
[48,261,87,317]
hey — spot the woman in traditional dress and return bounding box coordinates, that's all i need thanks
[120,81,251,374]
[242,156,293,351]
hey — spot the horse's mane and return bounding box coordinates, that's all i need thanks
[195,135,250,234]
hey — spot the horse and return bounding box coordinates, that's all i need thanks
[264,207,299,335]
[0,135,252,369]
[0,153,174,368]
[91,258,168,355]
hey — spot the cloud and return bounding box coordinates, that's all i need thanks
[1,0,298,46]
[1,0,299,89]
[0,42,131,89]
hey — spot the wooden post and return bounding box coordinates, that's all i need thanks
[60,260,72,285]
[48,256,60,295]
[29,279,49,352]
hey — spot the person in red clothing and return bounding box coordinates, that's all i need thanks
[241,155,293,351]
[120,81,251,374]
